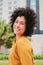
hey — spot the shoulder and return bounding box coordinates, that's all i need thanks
[17,36,29,45]
[16,36,32,50]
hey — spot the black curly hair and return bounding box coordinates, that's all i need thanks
[10,7,37,37]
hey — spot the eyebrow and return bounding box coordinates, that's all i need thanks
[16,19,26,23]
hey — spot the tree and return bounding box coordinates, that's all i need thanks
[0,20,6,53]
[0,20,5,46]
[4,23,15,48]
[0,20,15,50]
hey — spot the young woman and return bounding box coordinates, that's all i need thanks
[9,7,37,65]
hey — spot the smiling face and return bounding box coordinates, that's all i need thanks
[13,16,26,37]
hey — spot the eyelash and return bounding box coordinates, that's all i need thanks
[20,22,24,25]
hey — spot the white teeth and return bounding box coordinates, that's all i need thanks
[15,29,20,31]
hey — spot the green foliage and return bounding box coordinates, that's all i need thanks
[34,54,43,59]
[0,39,4,46]
[0,54,43,65]
[0,54,8,60]
[0,20,15,48]
[0,62,43,65]
[0,54,43,60]
[4,37,13,48]
[0,62,8,65]
[3,23,15,48]
[0,20,6,46]
[0,20,5,37]
[35,62,43,65]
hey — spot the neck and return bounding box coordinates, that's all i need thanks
[16,35,21,40]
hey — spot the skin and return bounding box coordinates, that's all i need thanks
[13,16,26,39]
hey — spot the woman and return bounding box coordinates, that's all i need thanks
[9,7,37,65]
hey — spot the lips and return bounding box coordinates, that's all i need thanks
[15,28,20,32]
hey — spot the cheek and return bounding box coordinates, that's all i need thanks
[21,26,26,32]
[13,23,16,28]
[13,24,15,31]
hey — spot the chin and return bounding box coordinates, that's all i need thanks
[14,32,19,34]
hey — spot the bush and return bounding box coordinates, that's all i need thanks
[34,54,43,59]
[0,20,15,48]
[0,54,43,60]
[0,54,8,60]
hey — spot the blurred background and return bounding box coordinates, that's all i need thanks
[0,0,43,55]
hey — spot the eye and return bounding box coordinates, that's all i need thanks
[20,21,25,25]
[15,20,18,23]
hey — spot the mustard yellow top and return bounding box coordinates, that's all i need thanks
[9,36,34,65]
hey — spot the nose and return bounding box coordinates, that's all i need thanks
[16,23,20,28]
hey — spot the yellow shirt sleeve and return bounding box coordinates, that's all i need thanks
[17,37,34,65]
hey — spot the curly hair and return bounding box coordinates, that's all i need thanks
[10,7,37,36]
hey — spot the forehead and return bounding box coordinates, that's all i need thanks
[16,16,26,22]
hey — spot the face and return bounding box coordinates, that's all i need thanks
[13,16,26,36]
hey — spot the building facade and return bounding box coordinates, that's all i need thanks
[0,0,26,23]
[0,0,43,34]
